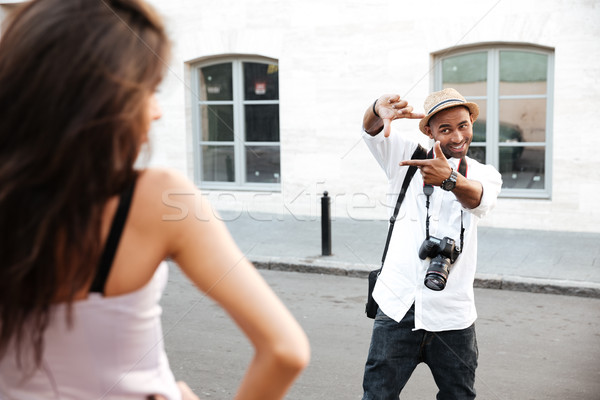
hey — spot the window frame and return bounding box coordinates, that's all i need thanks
[191,56,281,191]
[433,44,554,199]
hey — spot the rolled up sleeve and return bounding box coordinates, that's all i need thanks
[466,162,502,218]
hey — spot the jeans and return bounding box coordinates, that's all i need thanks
[362,306,478,400]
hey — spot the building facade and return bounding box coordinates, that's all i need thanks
[2,0,599,232]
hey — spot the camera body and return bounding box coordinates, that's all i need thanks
[418,236,460,291]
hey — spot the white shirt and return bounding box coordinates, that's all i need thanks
[363,129,502,331]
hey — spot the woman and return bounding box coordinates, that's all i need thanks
[0,1,309,399]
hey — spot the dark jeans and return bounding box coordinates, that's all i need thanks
[362,306,478,400]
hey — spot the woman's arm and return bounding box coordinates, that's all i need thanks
[156,169,310,399]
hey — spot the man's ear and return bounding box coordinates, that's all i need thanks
[424,125,434,140]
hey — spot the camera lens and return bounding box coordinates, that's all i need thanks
[424,256,451,291]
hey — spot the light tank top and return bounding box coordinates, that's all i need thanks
[0,179,181,399]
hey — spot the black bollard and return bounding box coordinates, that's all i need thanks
[321,191,332,256]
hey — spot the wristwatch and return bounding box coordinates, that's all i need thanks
[441,169,458,191]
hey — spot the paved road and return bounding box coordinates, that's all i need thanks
[161,267,600,400]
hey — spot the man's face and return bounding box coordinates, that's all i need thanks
[424,106,474,159]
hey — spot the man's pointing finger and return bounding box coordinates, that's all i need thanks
[399,159,430,167]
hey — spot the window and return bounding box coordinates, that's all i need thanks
[192,57,280,190]
[434,45,554,198]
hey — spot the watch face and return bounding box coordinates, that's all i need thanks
[442,170,457,191]
[442,181,456,191]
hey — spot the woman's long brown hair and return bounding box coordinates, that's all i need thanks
[0,0,170,368]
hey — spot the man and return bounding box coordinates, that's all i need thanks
[361,88,502,399]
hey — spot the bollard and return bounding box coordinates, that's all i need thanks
[321,191,332,256]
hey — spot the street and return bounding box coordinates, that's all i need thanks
[161,266,600,400]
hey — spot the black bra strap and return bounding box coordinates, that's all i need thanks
[90,180,137,294]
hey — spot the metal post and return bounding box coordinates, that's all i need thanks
[321,191,332,256]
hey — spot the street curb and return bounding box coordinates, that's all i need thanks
[473,273,600,298]
[250,256,600,299]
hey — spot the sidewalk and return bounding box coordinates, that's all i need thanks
[221,210,600,298]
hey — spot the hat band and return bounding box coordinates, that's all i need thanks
[427,98,465,115]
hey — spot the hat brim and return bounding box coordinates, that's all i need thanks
[419,101,480,134]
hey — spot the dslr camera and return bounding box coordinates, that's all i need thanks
[418,236,460,291]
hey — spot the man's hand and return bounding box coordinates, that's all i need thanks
[400,141,484,209]
[399,141,452,186]
[363,94,425,137]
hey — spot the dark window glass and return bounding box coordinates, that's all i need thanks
[471,99,487,143]
[245,146,280,183]
[499,146,545,189]
[197,60,281,186]
[245,104,279,142]
[467,145,486,164]
[243,62,279,101]
[199,105,234,142]
[200,63,233,101]
[440,48,551,195]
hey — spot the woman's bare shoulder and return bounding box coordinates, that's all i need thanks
[137,167,195,191]
[129,168,200,229]
[131,168,221,265]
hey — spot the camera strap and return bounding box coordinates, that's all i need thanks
[423,149,468,252]
[380,144,428,267]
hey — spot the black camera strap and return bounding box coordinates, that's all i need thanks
[423,149,468,252]
[380,144,428,267]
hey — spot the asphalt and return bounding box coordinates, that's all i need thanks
[219,210,600,298]
[162,268,600,400]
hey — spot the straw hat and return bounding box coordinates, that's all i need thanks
[418,88,479,134]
